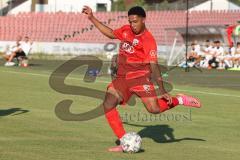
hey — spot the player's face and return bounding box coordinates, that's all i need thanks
[128,15,145,35]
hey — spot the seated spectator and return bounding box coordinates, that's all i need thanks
[4,36,33,67]
[3,36,22,66]
[222,43,235,69]
[187,42,203,67]
[200,40,215,68]
[232,42,240,68]
[208,41,224,69]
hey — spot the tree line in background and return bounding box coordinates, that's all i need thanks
[230,0,240,6]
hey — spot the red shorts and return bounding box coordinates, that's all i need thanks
[108,76,157,104]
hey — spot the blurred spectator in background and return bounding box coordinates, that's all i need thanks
[215,41,225,69]
[222,42,235,69]
[208,41,224,69]
[232,42,240,68]
[186,42,203,67]
[3,35,22,66]
[200,40,214,68]
[4,36,33,67]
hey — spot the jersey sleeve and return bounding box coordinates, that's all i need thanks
[113,25,129,41]
[144,37,158,63]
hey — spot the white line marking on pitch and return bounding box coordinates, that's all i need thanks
[173,88,240,98]
[2,70,240,98]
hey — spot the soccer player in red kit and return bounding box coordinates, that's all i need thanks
[82,6,201,152]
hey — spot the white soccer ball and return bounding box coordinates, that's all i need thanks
[120,132,142,153]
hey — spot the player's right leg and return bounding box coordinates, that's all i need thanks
[103,86,125,152]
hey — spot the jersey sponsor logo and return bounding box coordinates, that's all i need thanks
[143,84,151,93]
[132,38,139,46]
[120,41,135,54]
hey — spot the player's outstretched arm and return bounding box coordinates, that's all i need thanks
[82,6,115,39]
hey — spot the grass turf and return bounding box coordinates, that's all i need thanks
[0,59,239,160]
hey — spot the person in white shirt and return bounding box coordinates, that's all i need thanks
[187,42,203,67]
[215,41,225,69]
[20,36,32,55]
[3,36,22,64]
[208,41,225,69]
[4,36,33,66]
[214,41,224,57]
[222,43,235,68]
[232,42,240,68]
[201,40,215,68]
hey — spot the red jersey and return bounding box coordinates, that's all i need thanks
[113,25,158,79]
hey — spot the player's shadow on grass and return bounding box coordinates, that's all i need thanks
[123,123,205,143]
[0,108,29,117]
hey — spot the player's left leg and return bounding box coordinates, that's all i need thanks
[140,94,201,114]
[140,95,182,114]
[131,77,201,114]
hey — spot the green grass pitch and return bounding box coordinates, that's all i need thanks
[0,59,240,160]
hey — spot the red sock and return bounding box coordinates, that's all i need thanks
[157,97,179,112]
[105,108,126,139]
